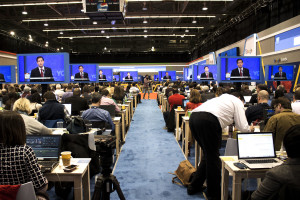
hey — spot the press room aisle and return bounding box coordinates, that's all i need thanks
[111,99,204,199]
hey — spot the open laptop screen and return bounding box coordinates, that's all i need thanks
[237,133,276,159]
[63,104,72,115]
[182,99,189,108]
[244,96,251,103]
[26,135,61,160]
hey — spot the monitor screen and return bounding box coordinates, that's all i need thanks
[184,66,193,81]
[0,65,16,83]
[98,68,113,82]
[70,64,97,82]
[120,71,138,82]
[266,65,294,81]
[218,56,262,82]
[112,75,119,82]
[275,27,300,52]
[154,75,159,81]
[196,64,217,81]
[159,71,176,81]
[17,53,69,84]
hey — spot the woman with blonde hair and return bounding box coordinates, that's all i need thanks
[13,98,52,135]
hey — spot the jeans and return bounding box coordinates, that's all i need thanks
[143,87,150,99]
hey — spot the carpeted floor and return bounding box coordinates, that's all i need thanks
[111,99,205,199]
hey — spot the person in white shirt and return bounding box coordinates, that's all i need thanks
[54,84,65,102]
[292,90,300,115]
[101,89,120,112]
[129,83,141,103]
[187,93,253,198]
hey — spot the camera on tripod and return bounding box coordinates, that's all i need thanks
[93,136,125,200]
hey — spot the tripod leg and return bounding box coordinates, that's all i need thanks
[111,175,126,200]
[92,176,104,200]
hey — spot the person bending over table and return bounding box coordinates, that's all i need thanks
[252,124,300,200]
[0,111,48,199]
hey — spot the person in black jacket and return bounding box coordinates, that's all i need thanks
[65,88,89,116]
[230,59,251,80]
[98,70,107,81]
[0,73,5,82]
[30,56,54,82]
[246,90,270,125]
[274,66,287,80]
[38,91,70,123]
[200,66,214,80]
[74,65,89,81]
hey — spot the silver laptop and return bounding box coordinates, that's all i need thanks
[237,132,283,169]
[26,135,61,172]
[63,104,72,115]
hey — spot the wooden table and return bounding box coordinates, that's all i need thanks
[162,97,167,112]
[182,116,190,159]
[220,156,267,200]
[113,117,121,156]
[125,101,132,122]
[175,109,186,141]
[132,94,137,108]
[116,110,126,141]
[45,158,91,200]
[128,98,134,117]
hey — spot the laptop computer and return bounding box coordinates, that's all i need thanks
[26,135,61,172]
[182,99,189,109]
[244,96,251,103]
[63,104,72,115]
[237,132,283,169]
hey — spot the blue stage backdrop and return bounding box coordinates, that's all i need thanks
[18,53,69,84]
[158,71,176,81]
[267,65,294,81]
[70,64,97,82]
[154,75,159,81]
[184,66,193,81]
[0,65,15,83]
[113,75,120,81]
[98,68,113,82]
[120,71,138,82]
[219,56,261,82]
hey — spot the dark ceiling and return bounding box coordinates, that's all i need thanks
[0,0,299,63]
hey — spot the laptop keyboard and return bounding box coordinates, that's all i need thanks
[246,159,277,164]
[38,161,58,167]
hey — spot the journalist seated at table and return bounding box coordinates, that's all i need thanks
[82,92,115,132]
[13,98,52,135]
[252,124,300,200]
[65,88,89,116]
[0,111,48,199]
[38,91,71,124]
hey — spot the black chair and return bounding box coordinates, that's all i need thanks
[99,105,116,118]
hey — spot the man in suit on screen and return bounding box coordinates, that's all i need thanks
[112,76,117,81]
[163,72,171,80]
[274,66,287,80]
[0,73,5,82]
[230,59,251,80]
[30,56,54,82]
[75,65,89,81]
[125,72,133,80]
[98,70,107,81]
[200,66,214,80]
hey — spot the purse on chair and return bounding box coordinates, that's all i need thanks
[169,160,196,186]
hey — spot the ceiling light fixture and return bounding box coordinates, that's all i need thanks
[104,47,107,50]
[61,47,64,50]
[58,34,196,39]
[57,48,60,51]
[93,21,97,25]
[185,29,189,32]
[106,36,110,39]
[144,29,148,32]
[22,9,27,15]
[10,31,15,36]
[69,37,73,40]
[46,41,48,44]
[111,20,116,25]
[143,20,148,24]
[44,23,48,26]
[59,31,63,34]
[101,30,105,33]
[144,35,147,38]
[192,20,197,23]
[202,3,208,11]
[22,17,89,22]
[29,38,33,41]
[45,43,48,47]
[125,15,215,19]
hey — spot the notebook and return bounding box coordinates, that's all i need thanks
[63,104,72,115]
[182,99,189,109]
[237,132,282,169]
[26,135,61,172]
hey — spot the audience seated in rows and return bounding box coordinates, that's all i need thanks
[245,90,271,125]
[292,89,300,114]
[65,88,89,116]
[252,124,300,200]
[21,86,31,98]
[38,91,70,124]
[249,84,268,104]
[129,83,141,103]
[168,87,185,110]
[13,98,52,135]
[82,92,114,131]
[101,89,120,112]
[54,84,64,102]
[112,86,125,104]
[29,88,43,115]
[0,111,48,198]
[81,85,92,104]
[264,97,300,151]
[61,85,73,103]
[3,86,20,110]
[200,85,215,103]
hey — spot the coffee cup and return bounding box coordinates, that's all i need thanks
[61,151,71,166]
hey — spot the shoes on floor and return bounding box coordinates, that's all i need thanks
[187,184,206,195]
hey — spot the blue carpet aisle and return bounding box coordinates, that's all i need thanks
[111,100,204,200]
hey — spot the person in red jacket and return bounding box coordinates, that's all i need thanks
[186,89,202,111]
[168,87,185,110]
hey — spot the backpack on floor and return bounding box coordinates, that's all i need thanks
[169,160,196,186]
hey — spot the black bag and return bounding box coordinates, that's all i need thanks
[66,117,87,134]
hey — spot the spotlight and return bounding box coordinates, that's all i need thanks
[93,21,97,25]
[59,31,63,35]
[202,6,208,11]
[46,41,48,44]
[29,38,33,42]
[22,10,27,15]
[143,20,148,24]
[106,36,110,39]
[61,47,63,50]
[69,37,73,40]
[45,44,48,47]
[10,31,15,36]
[181,35,185,38]
[192,20,197,24]
[144,30,148,33]
[57,48,60,51]
[111,20,116,25]
[44,23,48,26]
[185,29,189,33]
[144,35,147,38]
[104,47,107,50]
[151,46,155,51]
[142,7,147,11]
[101,30,105,34]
